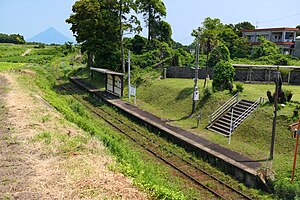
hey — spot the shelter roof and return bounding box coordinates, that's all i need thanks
[90,67,125,76]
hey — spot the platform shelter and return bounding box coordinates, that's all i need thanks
[90,67,125,97]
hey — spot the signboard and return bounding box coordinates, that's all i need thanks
[130,85,136,96]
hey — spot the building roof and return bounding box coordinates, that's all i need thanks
[90,67,125,76]
[242,27,298,32]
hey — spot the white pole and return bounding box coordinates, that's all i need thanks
[128,50,131,102]
[134,88,137,106]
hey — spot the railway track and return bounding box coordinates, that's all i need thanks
[55,76,254,200]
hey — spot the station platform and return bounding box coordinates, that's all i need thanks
[69,77,266,189]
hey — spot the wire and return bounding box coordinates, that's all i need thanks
[257,13,300,24]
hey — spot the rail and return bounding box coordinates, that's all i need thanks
[209,93,238,124]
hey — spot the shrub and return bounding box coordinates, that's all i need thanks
[212,61,235,91]
[274,178,300,199]
[207,43,230,68]
[283,89,293,102]
[203,87,212,97]
[267,90,274,103]
[235,83,244,93]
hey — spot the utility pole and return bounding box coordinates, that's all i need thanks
[270,66,280,160]
[128,50,131,102]
[191,31,200,115]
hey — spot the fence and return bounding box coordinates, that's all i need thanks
[166,66,300,85]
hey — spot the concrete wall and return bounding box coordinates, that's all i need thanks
[295,38,300,58]
[166,66,300,85]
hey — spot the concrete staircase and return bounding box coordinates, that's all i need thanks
[207,99,260,136]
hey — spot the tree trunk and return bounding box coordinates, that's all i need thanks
[148,5,152,41]
[87,51,93,68]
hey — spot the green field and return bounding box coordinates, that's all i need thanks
[0,62,26,71]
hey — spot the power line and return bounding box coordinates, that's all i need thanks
[257,13,300,25]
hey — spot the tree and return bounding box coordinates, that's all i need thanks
[218,27,239,56]
[118,0,141,72]
[67,0,122,70]
[207,43,230,68]
[193,17,224,87]
[136,0,166,41]
[131,34,148,54]
[252,37,280,58]
[296,25,300,37]
[155,20,172,44]
[212,61,235,91]
[234,21,255,37]
[0,33,25,44]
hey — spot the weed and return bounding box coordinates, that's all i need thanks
[32,132,52,144]
[6,136,18,145]
[41,114,51,123]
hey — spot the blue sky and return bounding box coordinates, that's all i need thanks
[0,0,299,45]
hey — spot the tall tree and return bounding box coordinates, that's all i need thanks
[118,0,141,72]
[155,20,172,44]
[234,21,255,37]
[66,0,120,69]
[136,0,166,41]
[218,27,239,55]
[67,0,140,71]
[193,17,223,87]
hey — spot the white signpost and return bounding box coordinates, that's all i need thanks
[130,85,137,105]
[128,50,137,105]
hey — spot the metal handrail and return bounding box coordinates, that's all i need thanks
[230,98,260,133]
[209,93,238,124]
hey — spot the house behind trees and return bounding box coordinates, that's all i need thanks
[242,27,299,57]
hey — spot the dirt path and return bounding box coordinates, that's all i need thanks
[0,72,147,199]
[21,49,32,56]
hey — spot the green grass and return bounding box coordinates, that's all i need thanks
[134,78,300,172]
[0,62,26,71]
[0,43,31,58]
[0,55,54,64]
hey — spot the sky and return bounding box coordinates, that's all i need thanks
[0,0,299,45]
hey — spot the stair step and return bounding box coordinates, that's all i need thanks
[209,125,230,136]
[207,98,260,136]
[217,119,231,126]
[241,99,256,104]
[235,104,251,110]
[213,122,231,130]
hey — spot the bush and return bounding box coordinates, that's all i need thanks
[203,87,212,97]
[235,83,244,92]
[274,178,300,199]
[212,61,235,91]
[283,89,293,102]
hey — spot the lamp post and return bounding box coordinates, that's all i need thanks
[191,31,200,115]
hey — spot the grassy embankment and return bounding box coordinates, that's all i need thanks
[128,75,300,198]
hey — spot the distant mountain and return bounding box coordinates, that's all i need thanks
[28,27,75,44]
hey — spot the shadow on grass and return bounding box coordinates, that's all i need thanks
[175,87,193,100]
